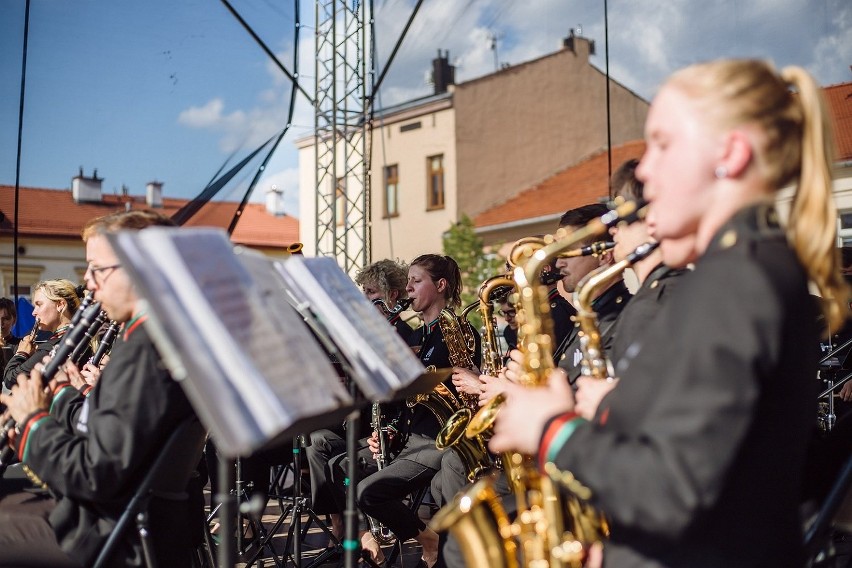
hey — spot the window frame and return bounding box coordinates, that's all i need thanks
[426,154,445,211]
[383,164,400,219]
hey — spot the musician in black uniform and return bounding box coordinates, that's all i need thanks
[498,296,518,352]
[574,159,690,421]
[348,254,480,567]
[305,258,413,546]
[555,204,631,384]
[491,59,847,568]
[434,241,576,502]
[3,280,83,392]
[0,210,199,567]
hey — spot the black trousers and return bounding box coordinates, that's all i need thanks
[0,490,81,568]
[306,428,348,514]
[355,433,441,542]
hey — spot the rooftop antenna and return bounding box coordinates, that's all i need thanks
[488,31,500,72]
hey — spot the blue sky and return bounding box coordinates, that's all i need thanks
[2,0,851,220]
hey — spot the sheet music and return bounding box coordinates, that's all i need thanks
[110,228,352,458]
[274,256,424,401]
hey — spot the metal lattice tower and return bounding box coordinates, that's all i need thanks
[314,0,371,272]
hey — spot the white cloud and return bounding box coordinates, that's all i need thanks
[178,0,852,214]
[177,98,227,128]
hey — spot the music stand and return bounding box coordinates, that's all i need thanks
[108,229,448,568]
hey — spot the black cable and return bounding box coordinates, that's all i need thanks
[171,130,282,226]
[226,0,302,235]
[219,0,315,107]
[13,0,31,305]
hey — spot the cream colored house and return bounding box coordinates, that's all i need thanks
[297,34,649,264]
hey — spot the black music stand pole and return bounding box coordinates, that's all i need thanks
[344,380,360,568]
[218,455,236,568]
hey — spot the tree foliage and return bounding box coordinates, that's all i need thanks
[442,214,505,329]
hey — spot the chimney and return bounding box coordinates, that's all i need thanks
[266,185,285,216]
[563,29,594,58]
[71,168,103,203]
[432,50,455,95]
[146,181,163,208]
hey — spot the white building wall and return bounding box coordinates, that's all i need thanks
[369,105,457,264]
[0,238,87,298]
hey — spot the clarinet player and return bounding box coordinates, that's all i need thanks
[0,210,199,567]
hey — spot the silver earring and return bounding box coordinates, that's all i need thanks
[714,165,728,179]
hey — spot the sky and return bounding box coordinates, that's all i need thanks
[1,0,850,220]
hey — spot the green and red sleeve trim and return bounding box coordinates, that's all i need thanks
[81,384,94,396]
[539,411,586,469]
[123,312,147,341]
[49,384,76,414]
[17,411,50,462]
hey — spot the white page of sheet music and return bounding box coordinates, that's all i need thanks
[110,228,350,457]
[274,256,424,401]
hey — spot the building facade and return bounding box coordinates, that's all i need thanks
[297,34,649,265]
[0,173,300,298]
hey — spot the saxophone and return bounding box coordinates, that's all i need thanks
[538,240,660,561]
[410,308,492,480]
[435,275,516,481]
[574,241,659,380]
[431,200,646,568]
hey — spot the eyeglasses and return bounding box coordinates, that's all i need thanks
[499,310,517,318]
[86,263,122,285]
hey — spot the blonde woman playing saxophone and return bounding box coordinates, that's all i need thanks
[491,59,847,568]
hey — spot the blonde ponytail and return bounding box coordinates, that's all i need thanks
[782,66,849,331]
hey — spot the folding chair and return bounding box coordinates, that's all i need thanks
[93,417,208,568]
[804,453,852,567]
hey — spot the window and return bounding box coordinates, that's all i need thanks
[383,165,399,218]
[427,154,445,210]
[335,177,347,227]
[839,211,852,246]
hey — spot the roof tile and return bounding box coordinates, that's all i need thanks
[0,186,299,249]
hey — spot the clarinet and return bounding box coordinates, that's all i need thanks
[69,310,107,367]
[0,302,103,471]
[91,321,120,367]
[365,402,396,545]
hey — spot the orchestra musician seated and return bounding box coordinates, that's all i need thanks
[0,210,201,568]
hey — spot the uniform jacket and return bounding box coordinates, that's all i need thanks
[609,263,689,369]
[558,279,632,383]
[543,204,818,568]
[17,317,197,566]
[3,334,63,391]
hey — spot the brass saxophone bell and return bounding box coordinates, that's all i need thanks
[466,392,505,439]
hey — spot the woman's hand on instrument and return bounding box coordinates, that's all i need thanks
[452,367,483,396]
[502,349,525,384]
[80,362,102,387]
[62,361,85,390]
[575,376,618,420]
[489,367,575,456]
[15,335,35,357]
[367,431,381,459]
[479,374,509,406]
